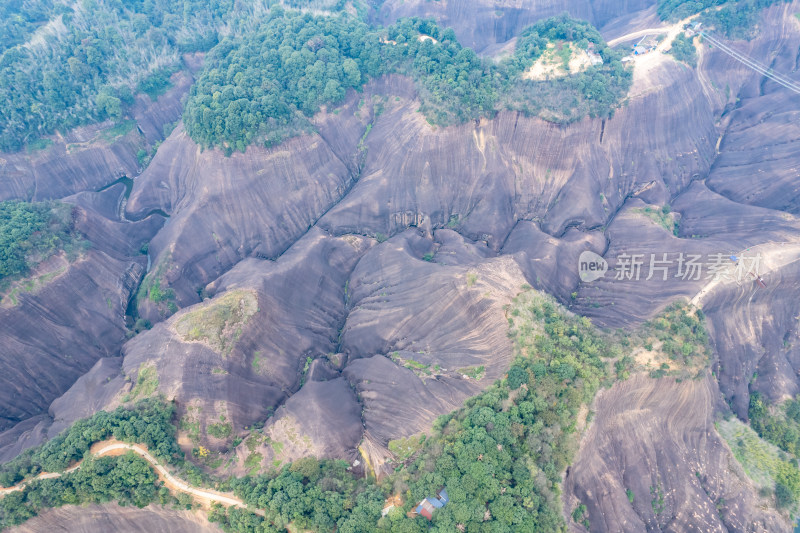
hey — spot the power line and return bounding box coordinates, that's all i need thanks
[701,32,800,92]
[699,31,800,94]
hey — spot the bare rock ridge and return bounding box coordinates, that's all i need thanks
[118,228,372,444]
[0,68,185,436]
[124,75,381,314]
[0,2,799,531]
[0,188,164,433]
[563,374,785,532]
[8,503,221,533]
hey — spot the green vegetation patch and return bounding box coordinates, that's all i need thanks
[657,0,723,21]
[642,302,710,362]
[243,451,263,475]
[2,266,67,307]
[0,399,180,488]
[0,453,159,529]
[657,0,786,38]
[503,16,632,123]
[242,435,265,476]
[387,434,426,462]
[0,201,86,295]
[208,415,233,440]
[124,363,159,402]
[136,253,177,315]
[0,0,255,152]
[670,33,698,67]
[137,67,176,100]
[700,0,786,39]
[459,365,486,380]
[403,358,429,371]
[175,289,258,356]
[635,204,678,236]
[717,416,800,510]
[99,119,137,143]
[749,392,800,460]
[251,351,264,373]
[184,11,384,152]
[25,137,53,153]
[180,406,202,445]
[572,502,590,528]
[651,484,665,515]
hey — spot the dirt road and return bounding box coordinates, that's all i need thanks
[0,439,264,517]
[607,14,701,78]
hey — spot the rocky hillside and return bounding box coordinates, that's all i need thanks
[1,0,800,531]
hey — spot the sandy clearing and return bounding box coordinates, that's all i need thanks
[610,14,702,81]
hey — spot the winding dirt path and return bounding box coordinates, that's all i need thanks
[0,439,264,517]
[691,242,800,307]
[607,13,701,47]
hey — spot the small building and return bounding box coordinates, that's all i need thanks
[632,35,658,55]
[587,51,603,65]
[413,489,449,521]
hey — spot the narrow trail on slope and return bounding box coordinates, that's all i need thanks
[691,242,800,307]
[0,439,265,517]
[606,14,700,48]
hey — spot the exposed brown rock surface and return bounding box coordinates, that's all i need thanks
[1,1,800,530]
[8,503,221,533]
[563,373,785,532]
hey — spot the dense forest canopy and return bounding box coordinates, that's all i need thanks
[0,454,161,527]
[657,0,725,21]
[0,3,634,154]
[0,400,180,529]
[184,10,388,151]
[0,0,788,153]
[0,399,180,489]
[699,0,790,39]
[747,393,800,509]
[184,12,632,152]
[0,0,271,152]
[508,16,609,73]
[669,32,698,67]
[657,0,790,38]
[0,0,55,55]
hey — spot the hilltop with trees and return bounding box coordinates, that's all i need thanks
[184,12,631,152]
